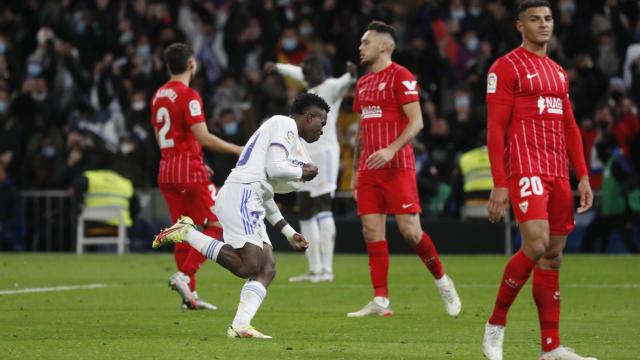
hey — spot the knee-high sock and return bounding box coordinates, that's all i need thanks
[489,250,537,326]
[411,232,445,280]
[173,243,191,273]
[533,267,561,352]
[180,226,222,291]
[232,280,267,328]
[184,228,225,262]
[367,240,389,298]
[317,211,335,274]
[299,217,322,274]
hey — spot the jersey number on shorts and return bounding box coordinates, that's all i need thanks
[519,176,543,198]
[156,107,175,149]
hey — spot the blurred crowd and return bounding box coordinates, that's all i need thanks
[0,0,639,226]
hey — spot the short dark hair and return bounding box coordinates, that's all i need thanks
[163,43,194,75]
[367,21,397,43]
[290,92,330,115]
[517,0,551,17]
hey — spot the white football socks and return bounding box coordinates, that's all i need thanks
[185,228,225,262]
[299,218,322,274]
[232,280,267,329]
[317,211,335,275]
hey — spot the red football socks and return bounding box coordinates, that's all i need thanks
[533,267,561,352]
[412,232,445,279]
[367,240,389,298]
[489,250,536,326]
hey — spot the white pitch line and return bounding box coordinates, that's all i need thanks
[0,283,108,295]
[273,283,640,289]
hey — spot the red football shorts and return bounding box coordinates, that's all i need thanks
[508,175,575,235]
[356,168,422,215]
[159,182,219,226]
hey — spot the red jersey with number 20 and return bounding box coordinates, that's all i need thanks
[353,62,419,171]
[486,46,586,183]
[151,81,209,184]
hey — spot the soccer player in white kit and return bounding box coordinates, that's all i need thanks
[152,93,330,339]
[265,58,357,282]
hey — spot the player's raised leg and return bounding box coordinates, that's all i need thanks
[347,214,393,317]
[396,213,461,317]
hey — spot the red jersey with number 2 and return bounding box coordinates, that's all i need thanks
[151,81,209,184]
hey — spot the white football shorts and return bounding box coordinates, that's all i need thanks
[214,182,272,249]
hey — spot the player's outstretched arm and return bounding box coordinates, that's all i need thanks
[190,123,243,155]
[486,102,512,223]
[365,101,423,169]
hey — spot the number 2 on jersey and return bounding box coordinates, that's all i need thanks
[519,176,543,198]
[156,107,175,149]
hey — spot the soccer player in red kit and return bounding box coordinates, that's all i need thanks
[482,2,596,360]
[347,21,461,318]
[152,43,242,310]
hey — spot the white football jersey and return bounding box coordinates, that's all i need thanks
[226,115,309,195]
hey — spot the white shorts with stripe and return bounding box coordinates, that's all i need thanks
[214,182,272,249]
[298,143,340,197]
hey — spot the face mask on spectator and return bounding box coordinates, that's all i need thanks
[131,101,146,111]
[559,1,575,15]
[455,96,470,109]
[451,9,465,20]
[469,7,482,17]
[119,31,133,45]
[0,41,6,55]
[282,37,298,52]
[0,100,7,114]
[137,45,151,57]
[76,22,86,35]
[466,37,479,52]
[299,25,313,37]
[223,122,239,136]
[41,146,56,158]
[27,63,43,77]
[31,91,47,102]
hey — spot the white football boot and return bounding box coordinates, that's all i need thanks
[539,346,597,360]
[435,274,462,317]
[347,297,393,317]
[227,326,272,339]
[168,271,196,309]
[482,322,505,360]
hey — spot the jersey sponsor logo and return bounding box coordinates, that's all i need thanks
[553,291,560,301]
[401,203,413,209]
[526,72,538,79]
[518,200,529,214]
[401,80,418,95]
[361,105,382,119]
[378,82,386,91]
[286,130,295,144]
[189,100,202,116]
[289,159,306,167]
[487,73,497,93]
[537,96,563,115]
[154,88,178,103]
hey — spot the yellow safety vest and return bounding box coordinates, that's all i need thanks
[84,170,134,226]
[459,147,493,193]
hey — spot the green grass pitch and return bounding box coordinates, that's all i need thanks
[1,253,638,359]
